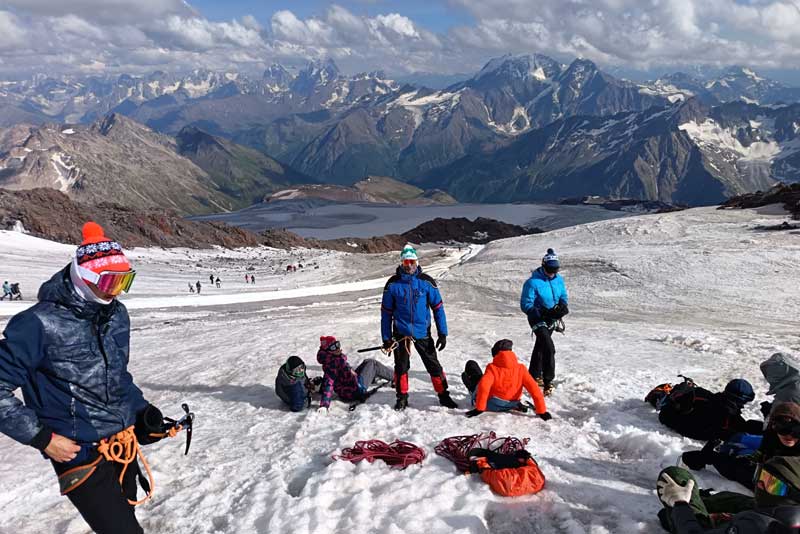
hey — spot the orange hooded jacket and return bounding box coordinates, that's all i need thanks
[474,350,547,414]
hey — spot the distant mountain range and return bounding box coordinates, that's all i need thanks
[2,54,800,210]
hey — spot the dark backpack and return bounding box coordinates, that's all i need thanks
[646,376,712,413]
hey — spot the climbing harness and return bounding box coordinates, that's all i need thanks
[57,404,194,505]
[333,439,425,469]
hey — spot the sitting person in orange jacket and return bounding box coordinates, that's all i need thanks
[461,339,552,420]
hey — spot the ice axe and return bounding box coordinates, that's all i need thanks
[161,403,195,455]
[357,340,398,355]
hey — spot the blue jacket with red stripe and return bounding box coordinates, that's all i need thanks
[381,266,447,341]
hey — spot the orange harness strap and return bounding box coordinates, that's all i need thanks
[96,426,155,506]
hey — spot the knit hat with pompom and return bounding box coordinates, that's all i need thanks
[75,222,131,276]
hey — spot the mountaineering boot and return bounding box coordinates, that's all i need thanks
[682,439,722,470]
[535,377,545,388]
[543,383,555,397]
[394,394,408,411]
[438,391,459,409]
[512,401,529,413]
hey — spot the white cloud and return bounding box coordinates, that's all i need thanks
[0,11,27,51]
[3,1,800,78]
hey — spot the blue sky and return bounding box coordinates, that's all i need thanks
[2,0,800,81]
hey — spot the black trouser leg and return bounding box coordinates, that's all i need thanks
[530,326,556,384]
[709,453,757,490]
[355,358,394,386]
[414,336,448,393]
[393,339,411,397]
[54,460,143,534]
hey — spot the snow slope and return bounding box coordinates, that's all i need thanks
[1,206,799,534]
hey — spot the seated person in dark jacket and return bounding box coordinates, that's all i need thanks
[275,356,310,412]
[656,456,800,533]
[659,378,763,441]
[682,402,800,490]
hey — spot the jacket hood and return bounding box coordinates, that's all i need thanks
[762,353,800,395]
[491,350,520,369]
[38,265,116,320]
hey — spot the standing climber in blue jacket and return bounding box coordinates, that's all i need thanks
[381,245,457,411]
[520,248,569,396]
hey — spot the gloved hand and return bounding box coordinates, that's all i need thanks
[761,401,773,418]
[552,302,569,319]
[657,474,695,507]
[382,339,394,351]
[135,404,165,445]
[435,335,447,351]
[465,409,483,418]
[538,411,552,421]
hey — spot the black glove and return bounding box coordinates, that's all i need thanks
[539,307,554,321]
[465,409,483,418]
[552,303,569,319]
[382,339,394,350]
[435,335,447,351]
[135,404,165,445]
[538,411,552,421]
[761,401,773,418]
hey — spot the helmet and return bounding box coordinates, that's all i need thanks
[542,248,560,274]
[725,378,755,405]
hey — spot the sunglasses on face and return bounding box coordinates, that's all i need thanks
[543,266,559,274]
[325,341,341,352]
[402,259,418,267]
[772,418,800,438]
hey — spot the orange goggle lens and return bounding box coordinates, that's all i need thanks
[95,270,136,295]
[402,259,417,266]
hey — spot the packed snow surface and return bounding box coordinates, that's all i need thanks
[1,206,800,533]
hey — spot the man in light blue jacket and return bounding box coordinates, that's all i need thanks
[520,248,569,396]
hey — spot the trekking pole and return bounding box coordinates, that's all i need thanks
[357,346,384,353]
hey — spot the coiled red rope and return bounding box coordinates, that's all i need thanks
[334,439,426,469]
[434,431,530,472]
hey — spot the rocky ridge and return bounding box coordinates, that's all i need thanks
[0,188,536,252]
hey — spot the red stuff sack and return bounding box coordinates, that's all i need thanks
[468,448,545,497]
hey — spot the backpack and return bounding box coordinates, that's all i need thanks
[467,448,546,497]
[646,375,706,413]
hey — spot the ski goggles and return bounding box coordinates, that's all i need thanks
[758,469,793,497]
[75,260,136,295]
[402,259,418,267]
[772,418,800,438]
[324,340,341,352]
